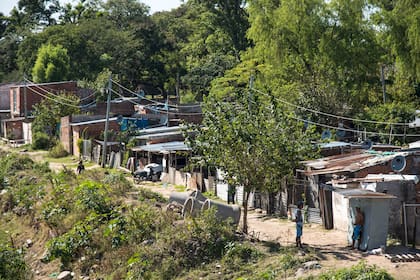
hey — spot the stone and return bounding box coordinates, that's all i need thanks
[25,239,33,248]
[303,260,321,270]
[295,268,305,277]
[57,271,72,280]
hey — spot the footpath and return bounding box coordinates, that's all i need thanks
[138,182,420,280]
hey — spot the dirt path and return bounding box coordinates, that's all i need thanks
[136,182,420,280]
[1,143,417,279]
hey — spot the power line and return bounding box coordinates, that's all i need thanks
[24,78,96,102]
[292,116,420,137]
[218,95,420,138]
[111,79,202,109]
[26,86,82,108]
[251,88,411,126]
[109,88,203,116]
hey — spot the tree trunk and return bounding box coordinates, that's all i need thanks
[242,191,250,234]
[266,192,275,215]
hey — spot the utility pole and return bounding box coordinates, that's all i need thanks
[101,75,112,168]
[166,91,169,127]
[23,74,27,119]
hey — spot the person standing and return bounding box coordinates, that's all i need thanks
[292,201,304,248]
[351,206,364,250]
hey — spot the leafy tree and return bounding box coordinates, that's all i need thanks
[172,1,246,101]
[59,0,103,24]
[193,0,249,58]
[102,0,149,29]
[31,43,70,82]
[32,92,80,149]
[17,0,60,26]
[247,0,383,118]
[189,62,317,232]
[357,101,417,145]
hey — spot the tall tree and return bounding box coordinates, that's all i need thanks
[18,0,60,26]
[194,0,249,58]
[32,92,80,148]
[189,62,317,232]
[32,43,70,83]
[247,0,383,117]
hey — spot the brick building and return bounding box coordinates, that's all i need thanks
[9,81,78,118]
[61,115,120,157]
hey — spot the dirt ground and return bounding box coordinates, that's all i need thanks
[138,182,420,280]
[2,145,418,279]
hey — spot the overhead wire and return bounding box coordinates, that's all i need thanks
[292,116,420,138]
[25,86,82,108]
[111,79,202,108]
[227,90,420,137]
[24,78,97,102]
[109,88,203,116]
[251,88,411,126]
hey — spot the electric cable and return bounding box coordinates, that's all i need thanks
[251,88,411,126]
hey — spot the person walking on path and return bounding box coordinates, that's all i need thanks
[77,160,85,174]
[292,201,304,248]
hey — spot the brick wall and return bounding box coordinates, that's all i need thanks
[10,82,78,118]
[60,116,72,154]
[72,120,120,157]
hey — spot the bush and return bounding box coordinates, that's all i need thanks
[32,132,52,150]
[0,232,31,279]
[126,207,237,279]
[49,143,68,158]
[75,181,112,214]
[317,261,393,280]
[222,242,261,266]
[46,213,104,267]
[103,172,132,195]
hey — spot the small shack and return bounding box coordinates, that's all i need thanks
[332,188,395,250]
[360,174,419,243]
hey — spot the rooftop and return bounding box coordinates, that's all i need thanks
[303,150,415,176]
[335,188,396,199]
[131,141,190,154]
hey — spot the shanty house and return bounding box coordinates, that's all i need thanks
[301,150,420,229]
[332,188,395,250]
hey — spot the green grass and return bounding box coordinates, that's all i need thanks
[174,185,187,192]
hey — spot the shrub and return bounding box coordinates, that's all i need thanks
[75,181,112,214]
[126,207,237,279]
[222,242,261,266]
[103,172,132,195]
[0,232,31,279]
[9,182,45,213]
[317,261,393,280]
[46,213,104,267]
[48,143,68,158]
[137,187,167,203]
[32,132,51,150]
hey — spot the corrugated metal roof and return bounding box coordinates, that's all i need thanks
[70,117,118,126]
[136,125,182,135]
[303,150,412,176]
[335,188,396,199]
[319,141,351,149]
[331,174,420,185]
[134,131,182,140]
[365,174,419,184]
[131,141,190,153]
